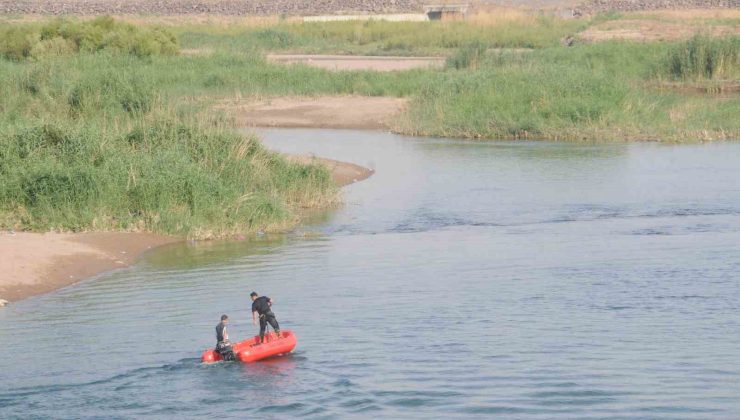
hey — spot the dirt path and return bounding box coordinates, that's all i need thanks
[223,96,408,130]
[267,54,446,72]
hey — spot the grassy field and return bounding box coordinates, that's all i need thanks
[0,15,738,235]
[399,39,740,140]
[168,15,738,141]
[175,13,589,55]
[1,16,737,141]
[0,19,338,238]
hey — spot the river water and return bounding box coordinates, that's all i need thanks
[2,129,740,419]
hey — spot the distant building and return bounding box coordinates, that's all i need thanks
[424,4,469,21]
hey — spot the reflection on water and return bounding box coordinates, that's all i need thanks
[2,129,740,418]
[145,235,291,269]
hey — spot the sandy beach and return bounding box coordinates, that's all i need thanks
[222,96,408,130]
[0,232,178,303]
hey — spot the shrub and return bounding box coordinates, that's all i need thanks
[447,42,488,70]
[67,69,155,114]
[667,34,740,80]
[30,37,77,58]
[22,168,97,207]
[0,17,180,61]
[253,28,296,49]
[0,27,38,60]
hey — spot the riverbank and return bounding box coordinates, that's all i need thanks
[0,15,736,302]
[4,16,737,142]
[0,155,372,304]
[224,96,408,130]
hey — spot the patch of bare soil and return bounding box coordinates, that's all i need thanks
[221,96,408,130]
[267,54,446,72]
[579,18,739,42]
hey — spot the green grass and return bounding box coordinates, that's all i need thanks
[168,17,738,141]
[398,41,740,141]
[666,34,740,80]
[0,54,337,237]
[176,17,587,56]
[0,17,179,60]
[1,17,739,236]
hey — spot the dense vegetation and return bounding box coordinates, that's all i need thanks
[0,17,179,60]
[667,34,740,80]
[176,13,587,56]
[400,41,740,140]
[0,52,336,237]
[169,18,739,141]
[0,15,738,235]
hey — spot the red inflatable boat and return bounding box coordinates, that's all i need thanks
[201,330,297,363]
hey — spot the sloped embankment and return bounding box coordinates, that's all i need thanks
[0,0,423,16]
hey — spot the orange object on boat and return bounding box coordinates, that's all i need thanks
[201,330,297,363]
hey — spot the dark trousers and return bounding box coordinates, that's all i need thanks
[259,312,280,338]
[216,342,235,361]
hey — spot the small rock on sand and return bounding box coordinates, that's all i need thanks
[0,299,9,307]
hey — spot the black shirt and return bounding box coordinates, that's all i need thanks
[251,296,272,315]
[216,322,228,343]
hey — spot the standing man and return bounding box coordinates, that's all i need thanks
[215,314,236,361]
[251,291,280,343]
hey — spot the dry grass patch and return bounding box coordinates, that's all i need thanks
[468,8,542,26]
[579,9,740,43]
[579,18,739,43]
[630,9,740,22]
[266,54,446,71]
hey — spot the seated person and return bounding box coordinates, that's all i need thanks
[215,314,236,361]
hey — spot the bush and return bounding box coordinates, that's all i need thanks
[447,42,488,70]
[0,27,38,60]
[667,34,740,80]
[0,17,180,61]
[30,37,77,58]
[22,168,97,207]
[253,28,296,49]
[67,69,155,114]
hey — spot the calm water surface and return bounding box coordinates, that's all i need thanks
[2,129,740,419]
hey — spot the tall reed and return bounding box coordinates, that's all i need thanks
[667,34,740,80]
